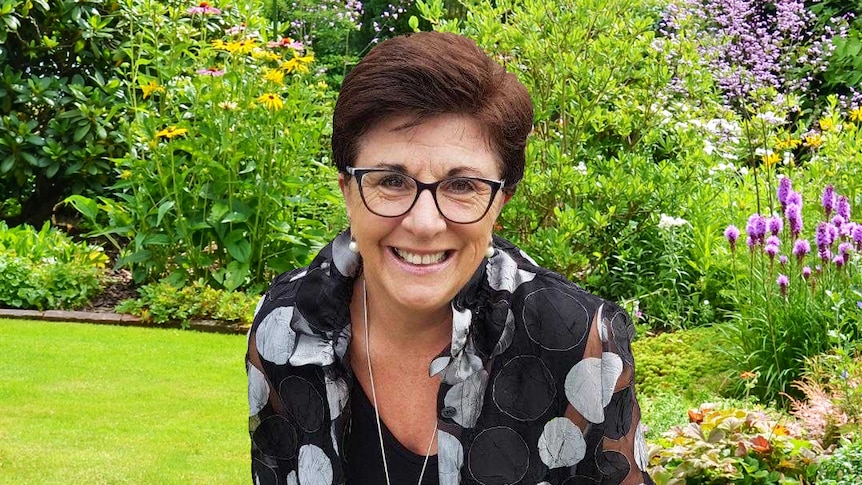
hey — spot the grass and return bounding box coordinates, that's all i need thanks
[0,319,249,484]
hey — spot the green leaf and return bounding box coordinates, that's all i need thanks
[226,238,251,263]
[156,201,174,227]
[409,15,420,32]
[117,250,152,267]
[64,195,99,220]
[73,124,89,142]
[221,211,248,223]
[223,261,249,291]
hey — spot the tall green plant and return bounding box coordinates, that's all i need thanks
[68,0,344,291]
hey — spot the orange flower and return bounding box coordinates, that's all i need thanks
[688,409,704,424]
[740,371,757,380]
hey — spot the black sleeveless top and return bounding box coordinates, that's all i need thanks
[346,383,439,484]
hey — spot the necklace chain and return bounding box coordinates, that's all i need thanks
[362,279,437,485]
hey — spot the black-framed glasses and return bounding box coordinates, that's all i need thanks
[344,167,505,224]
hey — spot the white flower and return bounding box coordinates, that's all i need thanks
[658,214,688,230]
[755,111,785,125]
[574,162,587,175]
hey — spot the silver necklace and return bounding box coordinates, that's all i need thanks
[362,279,437,485]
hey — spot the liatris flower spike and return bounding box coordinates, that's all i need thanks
[777,176,792,209]
[838,195,851,220]
[724,225,740,251]
[786,204,803,238]
[822,185,836,217]
[802,266,812,279]
[779,255,788,265]
[777,274,789,297]
[768,216,783,236]
[747,214,767,245]
[853,225,862,250]
[787,191,802,207]
[765,244,780,259]
[792,239,811,261]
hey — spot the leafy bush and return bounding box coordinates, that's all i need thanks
[67,0,344,291]
[116,279,259,326]
[648,403,821,485]
[0,222,107,309]
[0,0,126,226]
[417,0,734,329]
[633,326,732,399]
[817,436,862,485]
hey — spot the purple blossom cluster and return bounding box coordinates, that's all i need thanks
[727,177,862,297]
[658,0,848,104]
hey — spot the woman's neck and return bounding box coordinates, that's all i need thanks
[352,278,452,352]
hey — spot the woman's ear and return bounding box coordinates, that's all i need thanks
[338,172,353,221]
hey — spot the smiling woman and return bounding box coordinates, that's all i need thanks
[245,31,653,485]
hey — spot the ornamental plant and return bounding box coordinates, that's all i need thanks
[68,0,344,291]
[723,175,862,404]
[647,403,821,485]
[0,222,107,309]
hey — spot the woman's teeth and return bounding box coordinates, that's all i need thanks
[394,248,446,265]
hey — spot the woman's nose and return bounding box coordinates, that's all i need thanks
[402,189,448,234]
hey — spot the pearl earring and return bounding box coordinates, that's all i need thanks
[485,243,495,259]
[348,238,359,254]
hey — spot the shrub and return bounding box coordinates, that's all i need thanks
[648,403,821,484]
[0,0,126,226]
[0,222,107,309]
[67,0,344,291]
[817,436,862,485]
[633,326,732,399]
[116,279,259,326]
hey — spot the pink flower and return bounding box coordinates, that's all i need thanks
[196,67,225,76]
[188,1,221,15]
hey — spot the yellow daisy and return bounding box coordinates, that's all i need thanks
[256,93,283,111]
[850,107,862,123]
[155,126,189,139]
[263,68,285,85]
[803,133,823,149]
[141,80,165,99]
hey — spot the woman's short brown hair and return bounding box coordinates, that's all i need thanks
[332,31,533,194]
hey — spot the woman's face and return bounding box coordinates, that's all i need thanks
[339,113,511,315]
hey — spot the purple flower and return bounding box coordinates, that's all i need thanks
[187,1,221,15]
[725,225,741,251]
[777,176,792,209]
[765,244,780,259]
[786,204,803,238]
[747,235,756,251]
[787,191,802,207]
[841,222,854,238]
[838,195,851,220]
[823,185,836,216]
[747,214,767,244]
[802,266,812,279]
[819,247,833,262]
[834,254,845,268]
[768,216,783,236]
[832,215,846,227]
[777,273,789,296]
[816,222,834,248]
[779,255,788,265]
[852,224,862,249]
[792,239,811,260]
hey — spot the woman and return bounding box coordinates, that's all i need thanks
[247,31,652,485]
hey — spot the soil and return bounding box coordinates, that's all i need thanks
[82,269,139,313]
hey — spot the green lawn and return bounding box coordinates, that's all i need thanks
[0,319,249,484]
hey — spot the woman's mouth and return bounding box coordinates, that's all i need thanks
[392,247,449,265]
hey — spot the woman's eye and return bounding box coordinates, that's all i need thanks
[378,174,408,188]
[444,178,478,194]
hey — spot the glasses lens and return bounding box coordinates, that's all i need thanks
[437,177,494,223]
[359,170,417,217]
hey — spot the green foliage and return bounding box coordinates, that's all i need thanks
[0,222,107,309]
[116,279,259,326]
[817,437,862,485]
[0,0,126,225]
[808,0,862,93]
[418,0,733,329]
[633,326,732,400]
[67,0,344,291]
[648,404,821,485]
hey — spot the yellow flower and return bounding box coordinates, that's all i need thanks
[120,169,132,180]
[281,51,314,73]
[774,135,801,151]
[141,80,165,99]
[155,126,189,139]
[804,133,823,149]
[761,151,780,167]
[252,48,282,62]
[211,39,228,50]
[819,117,835,131]
[263,68,285,85]
[256,93,283,111]
[850,107,862,123]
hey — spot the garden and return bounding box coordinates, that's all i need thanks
[2,0,862,482]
